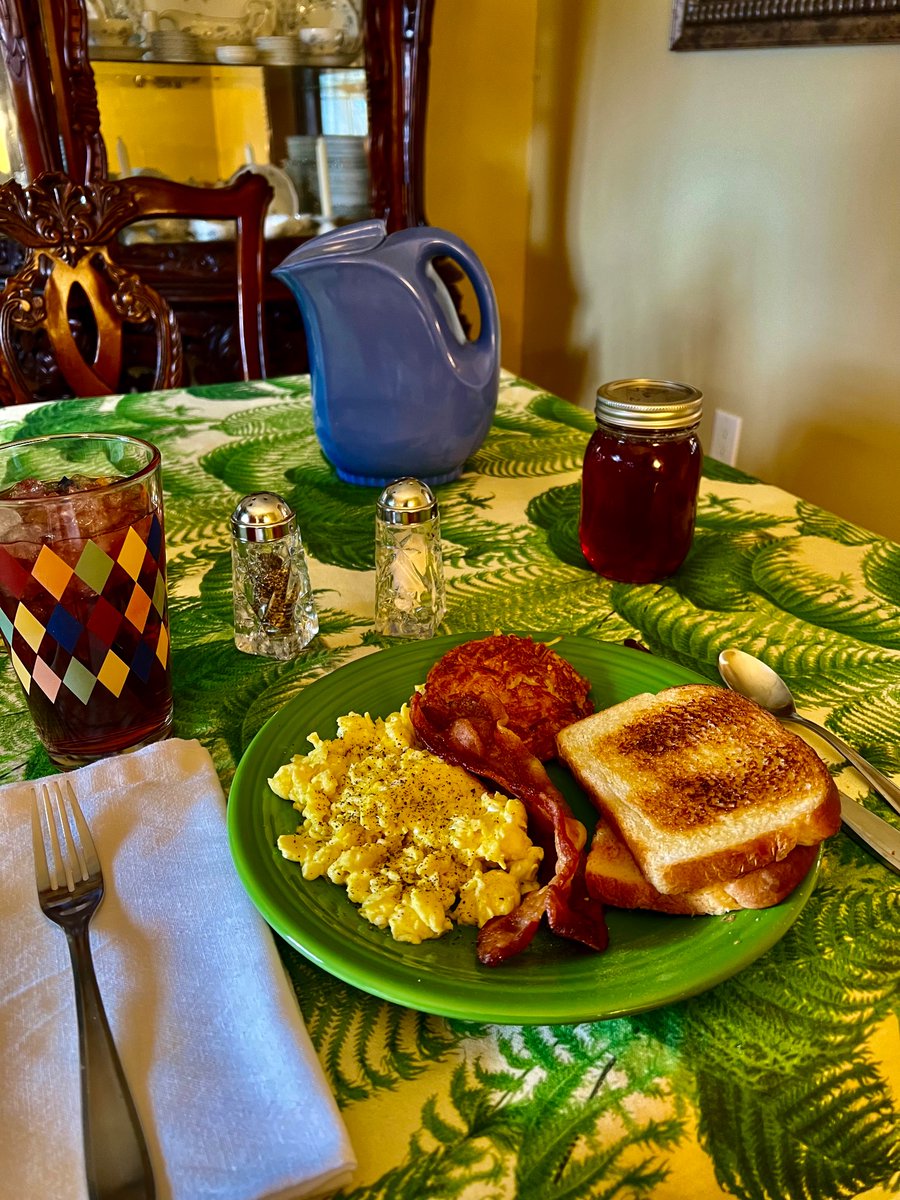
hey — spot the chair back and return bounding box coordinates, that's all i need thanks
[0,171,272,405]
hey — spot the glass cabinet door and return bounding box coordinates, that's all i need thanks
[87,0,371,242]
[0,0,432,231]
[0,0,433,384]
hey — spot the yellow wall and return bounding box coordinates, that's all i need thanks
[427,0,900,542]
[93,62,268,184]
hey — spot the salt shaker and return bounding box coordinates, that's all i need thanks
[374,477,446,638]
[230,492,318,658]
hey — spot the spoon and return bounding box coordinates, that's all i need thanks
[718,648,900,818]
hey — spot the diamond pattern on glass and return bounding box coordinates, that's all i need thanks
[47,603,82,653]
[145,513,163,562]
[86,594,122,642]
[14,603,45,652]
[152,572,166,615]
[63,656,97,704]
[125,583,151,633]
[98,649,130,697]
[11,647,31,693]
[33,545,73,600]
[75,539,115,591]
[118,526,148,581]
[0,544,31,599]
[0,526,168,705]
[156,622,169,667]
[131,639,155,683]
[32,657,62,702]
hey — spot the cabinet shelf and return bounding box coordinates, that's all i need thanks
[90,53,364,70]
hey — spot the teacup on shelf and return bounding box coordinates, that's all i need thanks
[88,17,134,47]
[299,26,345,54]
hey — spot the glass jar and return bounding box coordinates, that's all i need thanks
[579,379,703,584]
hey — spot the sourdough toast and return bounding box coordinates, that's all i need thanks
[555,684,840,895]
[585,821,819,914]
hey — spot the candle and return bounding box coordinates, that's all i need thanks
[316,136,333,222]
[116,137,131,178]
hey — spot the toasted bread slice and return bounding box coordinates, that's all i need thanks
[556,684,840,895]
[585,821,818,914]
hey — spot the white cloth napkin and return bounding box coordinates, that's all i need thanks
[0,738,356,1200]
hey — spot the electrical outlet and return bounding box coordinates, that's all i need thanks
[710,409,742,466]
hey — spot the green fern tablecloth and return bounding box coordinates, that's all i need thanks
[1,373,898,1200]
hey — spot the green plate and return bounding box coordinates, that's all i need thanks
[227,633,821,1025]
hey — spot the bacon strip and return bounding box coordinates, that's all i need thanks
[410,688,607,965]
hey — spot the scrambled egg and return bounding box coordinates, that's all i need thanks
[269,705,543,944]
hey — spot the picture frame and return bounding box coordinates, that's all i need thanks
[670,0,900,51]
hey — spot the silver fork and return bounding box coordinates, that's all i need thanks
[32,779,156,1200]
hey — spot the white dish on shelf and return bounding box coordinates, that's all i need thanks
[228,163,300,220]
[255,34,303,64]
[264,213,315,238]
[190,219,235,242]
[296,0,362,60]
[298,26,345,54]
[149,31,201,53]
[88,17,133,45]
[255,36,299,48]
[216,45,258,64]
[156,8,268,44]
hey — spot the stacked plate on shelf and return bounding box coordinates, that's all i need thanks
[215,45,259,65]
[255,35,303,65]
[145,29,202,62]
[284,135,320,214]
[326,135,370,219]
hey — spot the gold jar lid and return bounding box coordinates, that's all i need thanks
[595,379,702,430]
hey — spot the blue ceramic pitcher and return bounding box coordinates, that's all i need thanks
[273,219,500,486]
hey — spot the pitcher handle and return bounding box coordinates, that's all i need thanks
[409,230,500,358]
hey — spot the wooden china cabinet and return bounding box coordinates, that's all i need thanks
[0,0,435,384]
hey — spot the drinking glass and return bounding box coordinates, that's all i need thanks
[0,433,173,768]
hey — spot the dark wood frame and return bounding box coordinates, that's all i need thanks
[670,0,900,50]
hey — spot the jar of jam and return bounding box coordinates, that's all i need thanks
[579,379,703,583]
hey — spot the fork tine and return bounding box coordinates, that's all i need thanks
[43,782,73,892]
[62,779,100,880]
[30,787,51,893]
[56,781,89,885]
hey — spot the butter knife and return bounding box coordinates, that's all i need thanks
[839,792,900,876]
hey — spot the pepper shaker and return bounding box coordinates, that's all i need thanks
[374,477,446,638]
[230,492,318,658]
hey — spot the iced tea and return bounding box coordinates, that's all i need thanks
[0,434,173,767]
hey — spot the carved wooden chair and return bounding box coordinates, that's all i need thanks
[0,170,273,405]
